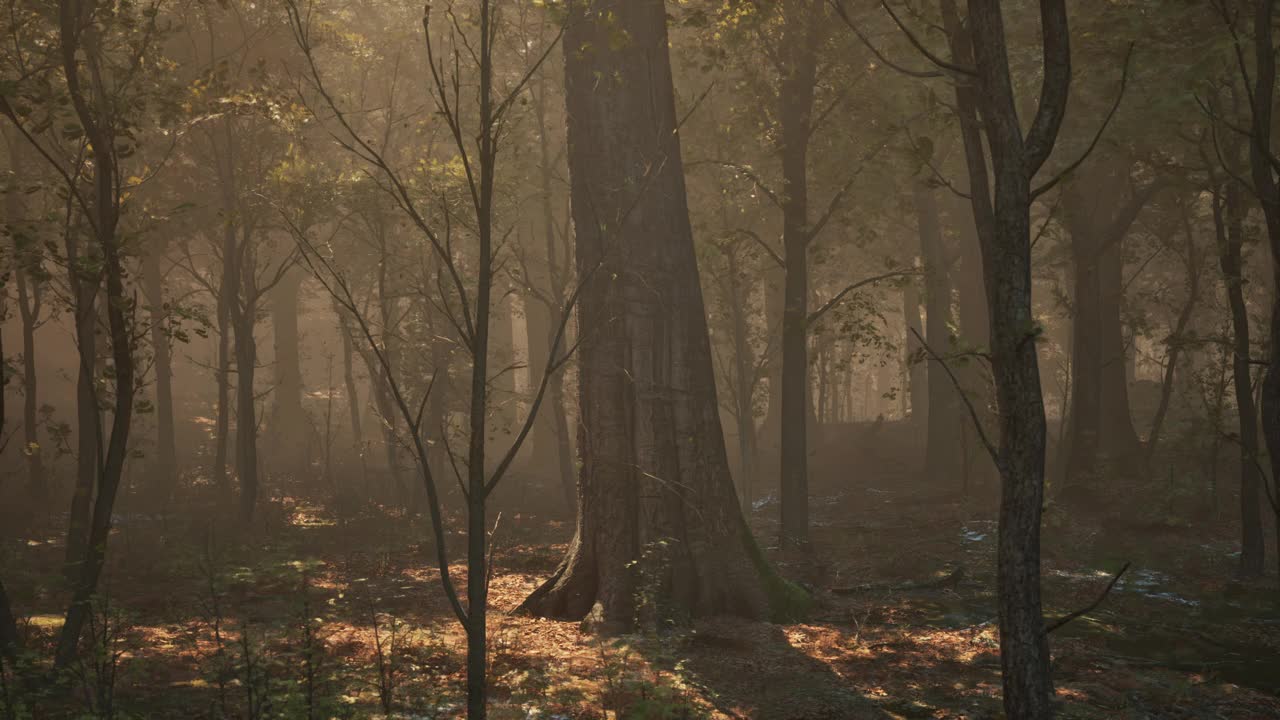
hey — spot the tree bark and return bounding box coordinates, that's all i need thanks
[1242,0,1280,584]
[1214,182,1264,575]
[777,0,822,548]
[521,0,806,630]
[946,2,1066,715]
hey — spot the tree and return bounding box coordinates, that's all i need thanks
[520,0,807,631]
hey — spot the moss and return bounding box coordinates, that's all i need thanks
[741,525,812,623]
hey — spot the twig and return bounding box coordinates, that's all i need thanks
[1044,561,1131,634]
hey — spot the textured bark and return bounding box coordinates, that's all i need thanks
[521,0,804,630]
[946,2,1066,716]
[1214,182,1264,576]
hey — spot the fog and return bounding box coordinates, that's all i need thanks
[1,1,1278,718]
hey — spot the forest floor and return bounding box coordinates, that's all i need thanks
[3,422,1280,719]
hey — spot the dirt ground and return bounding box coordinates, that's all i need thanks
[3,420,1279,719]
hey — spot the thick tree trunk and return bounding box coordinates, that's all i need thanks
[521,0,806,629]
[777,0,820,548]
[144,237,178,493]
[1215,183,1264,575]
[1062,159,1150,488]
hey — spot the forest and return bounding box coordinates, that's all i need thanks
[1,0,1280,718]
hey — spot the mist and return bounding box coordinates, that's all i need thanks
[1,1,1278,718]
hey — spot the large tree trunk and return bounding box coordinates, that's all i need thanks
[1215,182,1264,575]
[521,0,806,630]
[777,0,821,548]
[143,236,178,494]
[1062,158,1150,488]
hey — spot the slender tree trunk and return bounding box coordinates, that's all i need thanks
[234,306,259,522]
[144,237,178,493]
[946,2,1068,715]
[270,269,307,476]
[1215,182,1264,575]
[336,306,363,448]
[521,0,806,630]
[916,180,962,482]
[54,2,137,664]
[6,137,46,500]
[1245,0,1280,585]
[16,264,45,499]
[213,271,232,495]
[1145,217,1201,462]
[903,283,926,421]
[64,227,99,575]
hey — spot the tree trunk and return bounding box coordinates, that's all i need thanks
[15,247,45,500]
[144,236,178,494]
[1215,182,1264,576]
[54,3,138,663]
[777,0,821,548]
[916,181,962,482]
[1145,214,1201,462]
[213,268,232,495]
[1242,0,1280,583]
[234,305,259,522]
[64,225,99,576]
[335,305,363,448]
[946,2,1067,715]
[903,283,926,421]
[5,136,46,500]
[270,269,308,476]
[521,0,807,630]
